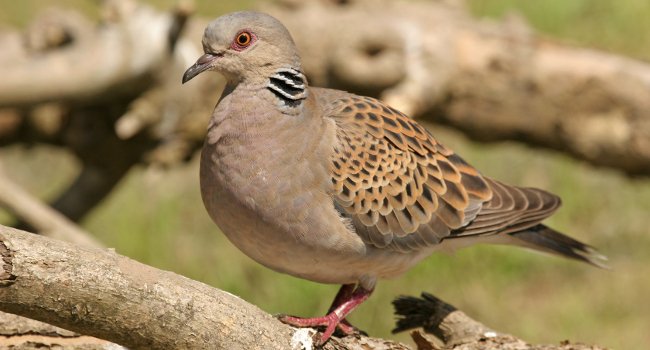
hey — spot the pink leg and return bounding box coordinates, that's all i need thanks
[325,284,358,336]
[326,284,355,313]
[279,284,373,345]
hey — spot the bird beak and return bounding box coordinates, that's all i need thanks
[182,53,219,84]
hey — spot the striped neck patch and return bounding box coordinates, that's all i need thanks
[267,67,308,107]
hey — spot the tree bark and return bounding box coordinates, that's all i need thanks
[0,224,409,350]
[0,224,294,350]
[392,293,606,350]
[0,311,119,350]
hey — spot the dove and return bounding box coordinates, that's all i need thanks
[182,11,606,345]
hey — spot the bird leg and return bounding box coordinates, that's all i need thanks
[325,284,358,335]
[327,283,356,313]
[278,284,373,345]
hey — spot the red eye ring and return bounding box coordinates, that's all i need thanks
[231,30,255,51]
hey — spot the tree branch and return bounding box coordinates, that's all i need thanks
[0,0,174,107]
[0,311,119,350]
[265,0,650,175]
[393,293,607,350]
[0,0,217,224]
[0,224,408,350]
[0,163,102,248]
[0,224,608,349]
[0,224,293,349]
[3,0,650,179]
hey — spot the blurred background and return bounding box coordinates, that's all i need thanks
[1,0,649,349]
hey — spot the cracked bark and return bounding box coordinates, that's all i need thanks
[0,312,117,350]
[0,225,407,350]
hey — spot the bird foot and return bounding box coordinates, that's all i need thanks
[278,314,359,345]
[278,284,373,345]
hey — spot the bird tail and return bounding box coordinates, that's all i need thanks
[508,224,609,268]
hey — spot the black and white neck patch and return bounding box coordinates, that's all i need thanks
[267,67,308,107]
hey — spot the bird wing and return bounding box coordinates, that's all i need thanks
[318,89,561,252]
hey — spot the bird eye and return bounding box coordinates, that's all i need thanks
[237,32,251,46]
[230,30,255,51]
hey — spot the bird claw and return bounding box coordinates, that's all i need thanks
[278,314,361,345]
[277,285,373,345]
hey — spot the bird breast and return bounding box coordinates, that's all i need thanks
[198,94,370,284]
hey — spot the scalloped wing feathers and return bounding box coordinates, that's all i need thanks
[319,89,561,252]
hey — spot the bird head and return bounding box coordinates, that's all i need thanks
[182,11,301,85]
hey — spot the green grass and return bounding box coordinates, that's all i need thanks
[1,1,650,349]
[468,0,650,61]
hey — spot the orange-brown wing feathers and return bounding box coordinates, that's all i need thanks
[326,93,494,251]
[459,178,561,236]
[316,88,604,266]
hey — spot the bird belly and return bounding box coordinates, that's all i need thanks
[199,142,374,285]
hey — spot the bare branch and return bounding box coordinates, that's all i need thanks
[265,0,650,175]
[4,0,650,176]
[0,224,412,350]
[0,224,293,349]
[0,223,609,350]
[0,1,219,225]
[393,293,608,350]
[393,293,493,347]
[0,164,102,248]
[0,311,121,350]
[0,0,175,107]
